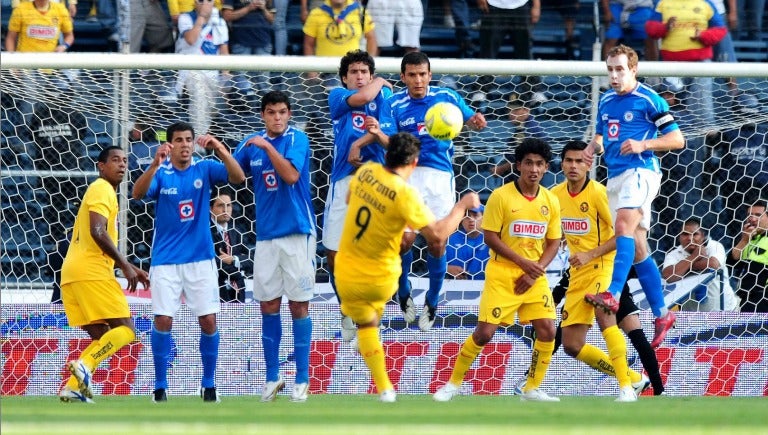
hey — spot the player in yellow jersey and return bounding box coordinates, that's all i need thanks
[552,140,641,402]
[58,146,150,403]
[5,0,74,53]
[434,138,562,402]
[335,132,479,403]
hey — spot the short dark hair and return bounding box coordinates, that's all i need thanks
[515,138,552,163]
[750,198,768,210]
[261,90,291,112]
[210,187,234,206]
[386,132,421,168]
[97,145,122,163]
[339,50,375,79]
[167,121,195,142]
[401,51,430,73]
[561,140,588,158]
[684,217,702,228]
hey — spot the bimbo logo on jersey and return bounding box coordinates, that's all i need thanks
[27,26,57,39]
[178,200,195,222]
[510,220,546,239]
[562,218,590,235]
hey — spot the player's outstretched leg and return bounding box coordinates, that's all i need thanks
[261,312,284,402]
[357,326,396,402]
[586,236,635,313]
[397,249,416,324]
[420,252,447,331]
[633,256,676,347]
[290,316,312,402]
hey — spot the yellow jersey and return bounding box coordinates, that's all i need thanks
[335,162,434,284]
[7,1,73,53]
[61,178,119,285]
[552,179,616,279]
[302,0,374,57]
[482,182,562,268]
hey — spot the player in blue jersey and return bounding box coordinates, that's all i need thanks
[324,49,396,343]
[387,51,487,331]
[233,91,317,403]
[132,121,246,403]
[582,44,685,349]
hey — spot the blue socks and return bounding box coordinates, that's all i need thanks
[262,313,282,382]
[608,236,635,298]
[292,317,312,385]
[426,252,447,308]
[199,330,220,389]
[635,256,667,317]
[398,249,414,300]
[151,325,171,390]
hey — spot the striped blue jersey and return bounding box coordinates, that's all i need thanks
[386,86,476,173]
[596,82,679,178]
[145,158,229,266]
[328,86,395,182]
[233,126,316,241]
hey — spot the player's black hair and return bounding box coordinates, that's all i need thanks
[261,90,291,112]
[401,51,430,73]
[339,49,376,80]
[561,140,588,158]
[97,145,123,163]
[386,132,421,168]
[166,121,195,142]
[514,137,552,164]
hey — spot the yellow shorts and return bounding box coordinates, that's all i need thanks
[561,267,611,327]
[479,261,556,325]
[336,278,397,325]
[61,280,131,327]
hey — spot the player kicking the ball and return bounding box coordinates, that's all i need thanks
[335,132,479,402]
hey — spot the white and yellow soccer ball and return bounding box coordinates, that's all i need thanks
[424,102,464,140]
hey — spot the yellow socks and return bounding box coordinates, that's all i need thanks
[602,325,632,388]
[357,326,393,394]
[449,334,483,386]
[575,343,616,377]
[525,340,555,391]
[80,325,136,370]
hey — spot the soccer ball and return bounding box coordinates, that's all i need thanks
[424,102,464,140]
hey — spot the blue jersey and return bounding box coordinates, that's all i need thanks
[234,126,316,241]
[145,158,229,266]
[386,86,475,173]
[328,86,395,182]
[596,82,679,178]
[446,231,489,280]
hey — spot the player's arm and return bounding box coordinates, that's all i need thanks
[640,128,685,152]
[246,136,300,184]
[89,211,149,291]
[484,231,547,278]
[538,236,562,271]
[132,142,172,200]
[583,134,603,167]
[570,236,616,267]
[197,134,246,184]
[346,77,391,107]
[303,34,316,56]
[420,193,480,244]
[4,31,18,52]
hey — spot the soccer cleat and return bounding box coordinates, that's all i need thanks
[520,389,560,402]
[512,373,528,396]
[340,315,356,343]
[67,360,93,399]
[399,294,416,324]
[379,389,397,403]
[59,387,94,404]
[290,383,309,403]
[152,388,167,403]
[651,311,677,349]
[261,376,285,402]
[632,374,651,396]
[201,387,220,403]
[433,383,461,402]
[616,386,638,402]
[584,292,619,314]
[418,304,437,331]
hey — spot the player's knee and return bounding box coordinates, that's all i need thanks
[563,342,582,357]
[534,323,557,342]
[427,240,446,258]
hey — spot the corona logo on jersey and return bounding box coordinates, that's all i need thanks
[510,220,547,238]
[562,218,590,235]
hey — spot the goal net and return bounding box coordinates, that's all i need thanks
[2,53,767,397]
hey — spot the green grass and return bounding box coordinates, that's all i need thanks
[1,395,765,435]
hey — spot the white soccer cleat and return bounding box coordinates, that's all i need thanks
[379,389,397,403]
[433,383,461,402]
[399,295,416,324]
[341,315,356,343]
[67,360,93,399]
[350,335,359,353]
[58,387,94,404]
[261,376,286,402]
[632,374,651,396]
[520,388,560,402]
[418,304,437,332]
[616,386,638,402]
[290,382,308,402]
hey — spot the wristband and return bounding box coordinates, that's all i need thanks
[63,42,71,50]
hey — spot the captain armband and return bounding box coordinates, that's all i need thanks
[653,112,675,130]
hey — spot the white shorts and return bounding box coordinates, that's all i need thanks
[606,167,661,231]
[253,234,317,302]
[367,0,423,48]
[150,259,220,318]
[322,175,352,252]
[409,166,455,225]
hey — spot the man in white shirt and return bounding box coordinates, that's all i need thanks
[662,218,740,311]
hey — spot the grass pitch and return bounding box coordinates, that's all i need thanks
[1,394,764,435]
